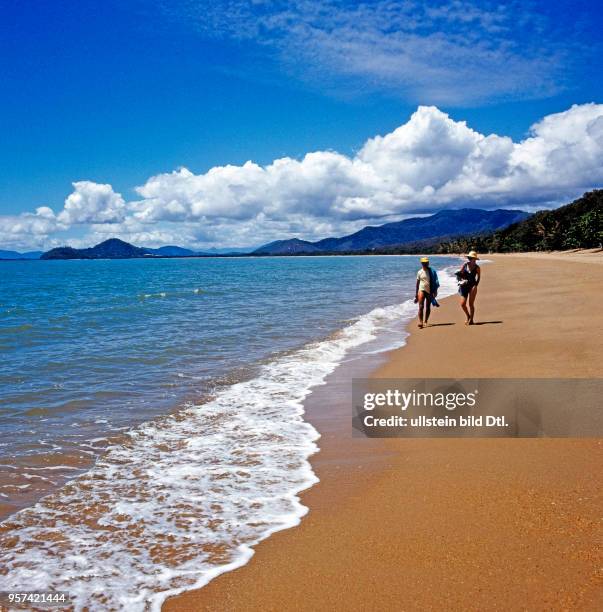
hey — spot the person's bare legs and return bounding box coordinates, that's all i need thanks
[460,294,471,324]
[417,291,426,328]
[424,294,432,326]
[468,286,478,324]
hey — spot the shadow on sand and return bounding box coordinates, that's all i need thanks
[472,320,503,325]
[426,323,455,327]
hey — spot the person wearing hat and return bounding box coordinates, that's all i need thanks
[456,250,481,325]
[414,256,438,328]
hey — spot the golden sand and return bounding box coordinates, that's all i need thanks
[164,252,599,610]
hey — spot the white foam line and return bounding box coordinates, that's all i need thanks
[21,465,82,471]
[0,266,458,611]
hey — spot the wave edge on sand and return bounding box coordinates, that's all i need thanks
[0,265,460,611]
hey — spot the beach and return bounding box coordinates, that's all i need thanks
[1,255,464,608]
[2,3,602,608]
[165,252,603,611]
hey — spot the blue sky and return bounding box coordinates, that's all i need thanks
[1,0,602,249]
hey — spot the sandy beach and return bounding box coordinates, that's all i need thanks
[163,252,603,611]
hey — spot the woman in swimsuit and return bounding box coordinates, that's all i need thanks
[458,251,481,325]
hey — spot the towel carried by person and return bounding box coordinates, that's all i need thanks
[429,268,440,306]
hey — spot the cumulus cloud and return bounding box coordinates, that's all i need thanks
[57,181,126,224]
[133,164,270,221]
[0,207,64,250]
[132,103,603,225]
[0,182,125,250]
[1,103,602,250]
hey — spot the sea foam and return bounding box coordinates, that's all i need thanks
[0,267,458,611]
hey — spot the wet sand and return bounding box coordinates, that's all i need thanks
[165,252,603,611]
[0,441,119,523]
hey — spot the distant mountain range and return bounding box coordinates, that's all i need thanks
[3,207,531,260]
[39,239,249,260]
[0,249,43,260]
[4,197,598,260]
[253,208,529,254]
[41,239,149,260]
[150,245,196,257]
[0,242,254,260]
[148,245,250,256]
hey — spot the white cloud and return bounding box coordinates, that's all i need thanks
[58,181,126,224]
[2,103,602,250]
[131,103,603,226]
[0,207,64,250]
[133,164,269,221]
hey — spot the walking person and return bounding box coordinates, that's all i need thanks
[457,251,481,325]
[414,257,439,328]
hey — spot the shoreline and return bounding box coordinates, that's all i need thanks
[2,256,464,610]
[1,254,448,524]
[3,248,601,264]
[165,252,603,611]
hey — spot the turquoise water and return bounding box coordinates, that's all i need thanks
[0,255,458,610]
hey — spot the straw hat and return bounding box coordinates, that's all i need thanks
[467,250,479,260]
[420,257,429,263]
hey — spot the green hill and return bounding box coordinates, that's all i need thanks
[436,190,602,254]
[42,238,149,259]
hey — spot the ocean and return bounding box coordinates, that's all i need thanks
[0,255,459,610]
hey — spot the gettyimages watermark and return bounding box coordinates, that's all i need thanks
[352,379,603,437]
